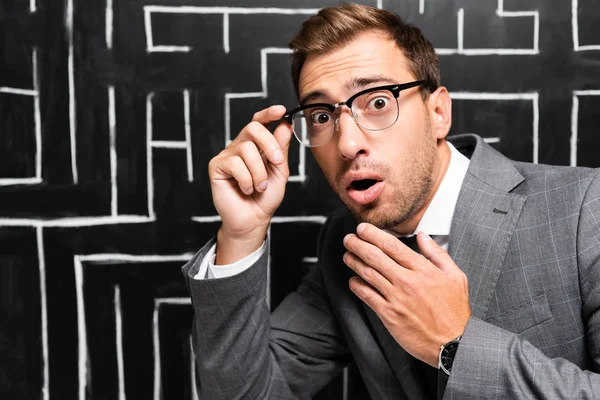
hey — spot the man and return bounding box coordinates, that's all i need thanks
[182,3,600,399]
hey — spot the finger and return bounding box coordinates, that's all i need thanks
[252,104,291,155]
[272,117,294,161]
[251,104,287,126]
[417,232,464,278]
[210,155,254,195]
[240,120,287,166]
[343,251,392,299]
[236,141,269,192]
[349,276,387,313]
[343,233,407,282]
[355,223,423,270]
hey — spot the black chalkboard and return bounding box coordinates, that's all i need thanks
[1,0,599,399]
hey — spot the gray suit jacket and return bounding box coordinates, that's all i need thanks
[182,134,600,399]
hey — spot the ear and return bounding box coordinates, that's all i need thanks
[426,87,452,140]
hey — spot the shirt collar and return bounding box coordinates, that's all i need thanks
[412,141,470,236]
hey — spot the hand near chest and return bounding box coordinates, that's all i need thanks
[343,223,471,367]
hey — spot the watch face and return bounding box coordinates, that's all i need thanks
[440,341,460,374]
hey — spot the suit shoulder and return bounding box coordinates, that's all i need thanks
[512,161,598,194]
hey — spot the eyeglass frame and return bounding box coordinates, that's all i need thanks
[281,80,428,147]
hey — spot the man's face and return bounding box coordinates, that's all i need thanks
[298,30,449,233]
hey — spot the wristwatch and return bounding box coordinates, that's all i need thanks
[438,335,462,377]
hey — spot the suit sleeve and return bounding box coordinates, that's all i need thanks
[182,219,352,400]
[443,170,600,400]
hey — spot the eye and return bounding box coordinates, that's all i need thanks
[309,111,332,125]
[369,97,389,110]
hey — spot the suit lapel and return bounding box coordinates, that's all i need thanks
[362,305,435,400]
[447,135,526,320]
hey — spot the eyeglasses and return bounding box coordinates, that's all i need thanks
[282,80,426,148]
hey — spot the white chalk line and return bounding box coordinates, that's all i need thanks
[109,87,118,216]
[152,298,192,400]
[74,257,87,400]
[0,216,154,228]
[571,91,600,166]
[192,215,327,224]
[147,93,155,219]
[106,0,117,216]
[33,49,42,182]
[434,1,539,55]
[144,6,319,53]
[450,92,539,163]
[146,90,196,218]
[0,48,43,186]
[75,255,193,400]
[184,89,194,182]
[0,178,42,186]
[144,6,320,14]
[36,227,49,400]
[0,87,38,96]
[114,286,126,400]
[67,0,78,184]
[572,0,600,51]
[151,141,188,149]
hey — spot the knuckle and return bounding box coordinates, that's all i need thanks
[362,266,374,281]
[382,238,401,254]
[364,249,381,265]
[239,140,258,157]
[462,272,469,285]
[245,121,263,138]
[401,276,419,293]
[381,304,399,323]
[359,287,371,302]
[208,157,218,172]
[230,155,244,169]
[231,157,250,180]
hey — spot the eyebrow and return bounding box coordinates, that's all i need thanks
[298,75,397,106]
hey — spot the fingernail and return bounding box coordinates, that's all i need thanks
[271,105,285,115]
[421,232,433,241]
[343,234,350,246]
[357,223,366,234]
[272,149,283,162]
[257,180,268,191]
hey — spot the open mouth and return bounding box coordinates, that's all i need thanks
[351,179,379,191]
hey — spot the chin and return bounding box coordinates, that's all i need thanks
[346,200,410,230]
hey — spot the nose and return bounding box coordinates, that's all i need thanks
[334,108,369,160]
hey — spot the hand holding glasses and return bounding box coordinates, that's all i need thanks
[206,80,426,264]
[281,80,426,147]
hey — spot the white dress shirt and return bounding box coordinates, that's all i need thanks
[194,142,470,280]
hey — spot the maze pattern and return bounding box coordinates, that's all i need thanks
[1,0,599,399]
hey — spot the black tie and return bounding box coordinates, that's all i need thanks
[399,235,440,398]
[400,235,420,253]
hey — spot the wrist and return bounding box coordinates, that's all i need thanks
[215,226,268,265]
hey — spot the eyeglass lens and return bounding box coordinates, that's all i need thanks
[291,88,400,147]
